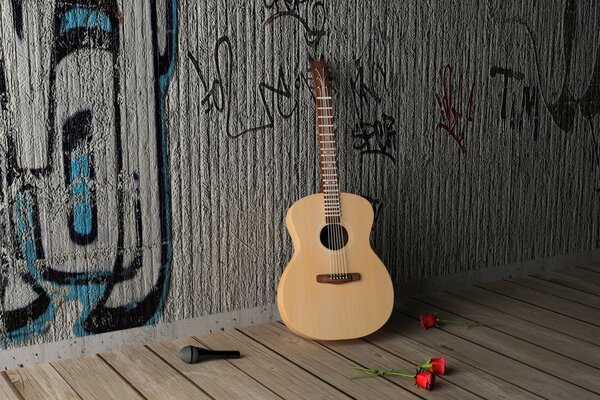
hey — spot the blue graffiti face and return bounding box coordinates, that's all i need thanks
[0,0,177,343]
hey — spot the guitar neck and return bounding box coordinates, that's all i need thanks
[311,60,341,224]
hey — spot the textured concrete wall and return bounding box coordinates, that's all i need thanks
[0,0,599,350]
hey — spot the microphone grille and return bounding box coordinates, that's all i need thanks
[179,346,195,363]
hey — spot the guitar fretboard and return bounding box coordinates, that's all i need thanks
[313,70,341,225]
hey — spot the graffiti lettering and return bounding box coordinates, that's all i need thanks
[0,0,178,343]
[490,0,600,189]
[490,66,540,140]
[435,64,474,153]
[264,0,327,47]
[189,35,299,138]
[350,59,396,162]
[353,114,397,161]
[187,36,232,115]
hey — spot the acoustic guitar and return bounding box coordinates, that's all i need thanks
[277,59,394,340]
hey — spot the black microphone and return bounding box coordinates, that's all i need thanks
[179,345,241,364]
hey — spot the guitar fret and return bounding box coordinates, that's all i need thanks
[311,63,344,223]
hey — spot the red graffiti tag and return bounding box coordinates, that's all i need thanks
[435,64,474,153]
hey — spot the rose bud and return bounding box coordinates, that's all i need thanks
[419,314,438,330]
[428,357,446,375]
[415,370,435,390]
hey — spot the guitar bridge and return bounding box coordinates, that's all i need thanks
[316,273,361,284]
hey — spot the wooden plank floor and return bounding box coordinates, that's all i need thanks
[5,265,600,399]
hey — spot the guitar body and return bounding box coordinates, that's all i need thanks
[278,192,394,340]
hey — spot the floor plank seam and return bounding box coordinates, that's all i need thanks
[385,315,548,400]
[548,270,600,286]
[312,340,430,400]
[443,290,600,348]
[96,353,150,400]
[474,285,600,328]
[0,371,25,400]
[412,297,600,371]
[574,265,600,274]
[502,279,600,311]
[143,344,217,400]
[361,337,521,400]
[47,364,85,400]
[531,275,600,297]
[360,338,487,400]
[392,310,598,398]
[191,336,286,400]
[234,328,358,400]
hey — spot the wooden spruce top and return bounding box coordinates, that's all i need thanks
[310,60,340,225]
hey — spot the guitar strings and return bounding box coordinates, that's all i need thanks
[322,82,345,278]
[318,75,336,279]
[328,114,341,278]
[323,84,340,278]
[318,69,352,279]
[328,87,349,278]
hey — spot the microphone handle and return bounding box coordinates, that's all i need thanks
[204,349,240,358]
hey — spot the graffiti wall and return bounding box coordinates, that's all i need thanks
[0,0,176,347]
[1,0,599,349]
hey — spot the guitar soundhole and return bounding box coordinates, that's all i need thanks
[320,224,349,250]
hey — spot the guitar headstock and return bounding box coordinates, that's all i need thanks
[309,59,331,99]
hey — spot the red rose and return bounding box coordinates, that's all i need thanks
[420,314,438,330]
[428,357,446,375]
[415,370,435,390]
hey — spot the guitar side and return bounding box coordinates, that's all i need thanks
[277,193,394,340]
